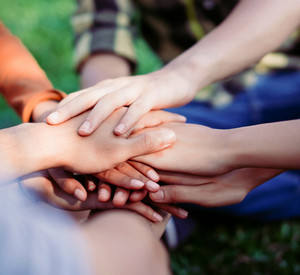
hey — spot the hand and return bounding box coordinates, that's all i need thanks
[49,107,176,175]
[20,170,187,222]
[97,161,160,206]
[46,69,195,136]
[148,168,284,207]
[133,122,231,176]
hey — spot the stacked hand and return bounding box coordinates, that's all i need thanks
[25,104,189,221]
[47,69,197,136]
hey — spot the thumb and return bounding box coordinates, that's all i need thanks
[125,128,176,158]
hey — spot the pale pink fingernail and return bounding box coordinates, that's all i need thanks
[47,111,59,123]
[178,208,189,218]
[79,121,91,134]
[151,189,164,201]
[114,123,125,134]
[88,182,96,191]
[74,188,86,201]
[178,115,187,121]
[147,170,159,182]
[131,179,144,188]
[153,212,163,222]
[98,189,109,201]
[146,181,160,192]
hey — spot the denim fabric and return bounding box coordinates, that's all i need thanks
[166,71,300,220]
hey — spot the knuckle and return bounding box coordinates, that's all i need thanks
[169,186,182,202]
[116,162,126,171]
[131,100,147,113]
[59,179,75,193]
[142,133,154,150]
[100,169,115,180]
[121,176,131,187]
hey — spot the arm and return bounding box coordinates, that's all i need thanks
[72,0,136,88]
[165,0,300,91]
[0,22,65,122]
[47,0,300,135]
[0,108,176,184]
[134,119,300,176]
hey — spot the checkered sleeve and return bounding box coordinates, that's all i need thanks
[72,0,138,71]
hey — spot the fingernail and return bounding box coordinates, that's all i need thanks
[47,111,59,123]
[161,130,176,149]
[147,170,159,182]
[146,181,160,192]
[79,121,91,134]
[115,190,123,199]
[74,188,86,201]
[88,182,96,191]
[98,189,108,201]
[114,123,125,134]
[131,179,144,188]
[178,115,187,122]
[153,212,163,222]
[151,189,164,201]
[178,208,189,218]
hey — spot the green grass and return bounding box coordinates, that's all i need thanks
[1,1,300,274]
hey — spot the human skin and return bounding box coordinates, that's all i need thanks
[130,120,300,206]
[19,170,188,222]
[135,120,300,174]
[47,0,300,136]
[32,100,185,203]
[82,209,171,275]
[151,168,284,207]
[0,108,177,184]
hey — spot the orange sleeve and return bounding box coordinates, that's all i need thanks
[0,22,66,122]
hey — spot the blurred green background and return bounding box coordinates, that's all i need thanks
[1,1,300,274]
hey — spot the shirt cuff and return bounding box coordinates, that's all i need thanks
[22,89,66,122]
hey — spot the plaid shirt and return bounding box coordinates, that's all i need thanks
[72,0,300,104]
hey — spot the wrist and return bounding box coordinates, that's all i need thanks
[161,42,217,93]
[32,100,59,122]
[225,127,254,170]
[0,123,64,182]
[20,123,65,169]
[81,53,131,88]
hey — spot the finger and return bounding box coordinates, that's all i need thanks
[48,168,87,202]
[86,176,97,192]
[126,128,176,158]
[112,187,130,207]
[114,99,152,135]
[78,89,137,136]
[96,169,145,190]
[46,89,91,124]
[129,190,148,202]
[115,162,160,192]
[158,170,214,185]
[131,110,186,134]
[150,202,188,219]
[149,185,201,204]
[98,182,112,202]
[123,202,163,223]
[127,161,160,182]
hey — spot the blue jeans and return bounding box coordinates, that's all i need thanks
[166,71,300,220]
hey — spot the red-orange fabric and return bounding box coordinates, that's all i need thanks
[0,22,65,122]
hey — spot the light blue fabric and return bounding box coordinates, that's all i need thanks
[0,183,92,275]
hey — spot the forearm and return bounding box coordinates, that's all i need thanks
[162,0,300,92]
[0,123,63,183]
[31,100,59,122]
[0,22,65,121]
[80,53,131,88]
[227,120,300,170]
